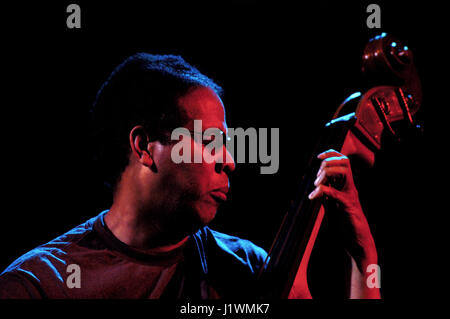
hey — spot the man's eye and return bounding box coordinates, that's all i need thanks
[201,136,215,145]
[203,134,215,141]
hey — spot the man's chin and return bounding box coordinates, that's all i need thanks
[175,201,219,234]
[198,210,217,227]
[192,202,219,228]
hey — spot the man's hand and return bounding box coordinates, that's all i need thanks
[308,149,381,299]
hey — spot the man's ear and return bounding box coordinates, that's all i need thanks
[129,126,154,168]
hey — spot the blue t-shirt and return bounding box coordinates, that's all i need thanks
[0,211,267,299]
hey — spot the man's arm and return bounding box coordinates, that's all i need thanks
[347,248,380,299]
[294,149,380,299]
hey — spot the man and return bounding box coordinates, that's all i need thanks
[0,53,379,298]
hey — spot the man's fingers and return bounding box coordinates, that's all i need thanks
[317,149,342,160]
[308,184,341,201]
[314,167,347,187]
[312,148,356,201]
[318,155,349,171]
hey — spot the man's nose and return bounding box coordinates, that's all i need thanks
[216,147,236,175]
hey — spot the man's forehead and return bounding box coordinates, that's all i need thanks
[177,86,227,131]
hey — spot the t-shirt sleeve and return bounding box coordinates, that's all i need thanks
[200,227,268,297]
[0,273,43,299]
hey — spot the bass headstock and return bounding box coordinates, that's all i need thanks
[331,33,423,166]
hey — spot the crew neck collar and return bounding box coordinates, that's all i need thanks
[93,210,188,266]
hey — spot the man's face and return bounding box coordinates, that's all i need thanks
[152,86,235,229]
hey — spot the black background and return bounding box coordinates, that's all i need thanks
[0,0,443,301]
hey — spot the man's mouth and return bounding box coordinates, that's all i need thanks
[210,187,228,203]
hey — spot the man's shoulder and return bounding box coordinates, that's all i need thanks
[191,227,267,297]
[205,227,267,257]
[0,214,100,292]
[198,227,268,272]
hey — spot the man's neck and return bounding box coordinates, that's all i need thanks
[104,204,189,251]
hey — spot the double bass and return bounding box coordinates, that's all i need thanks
[257,33,423,298]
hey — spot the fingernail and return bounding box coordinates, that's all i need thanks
[314,176,320,186]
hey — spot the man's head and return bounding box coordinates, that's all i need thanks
[91,53,235,231]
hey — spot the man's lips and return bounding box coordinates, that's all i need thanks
[210,187,229,203]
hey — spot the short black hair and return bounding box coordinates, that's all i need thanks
[90,53,223,189]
